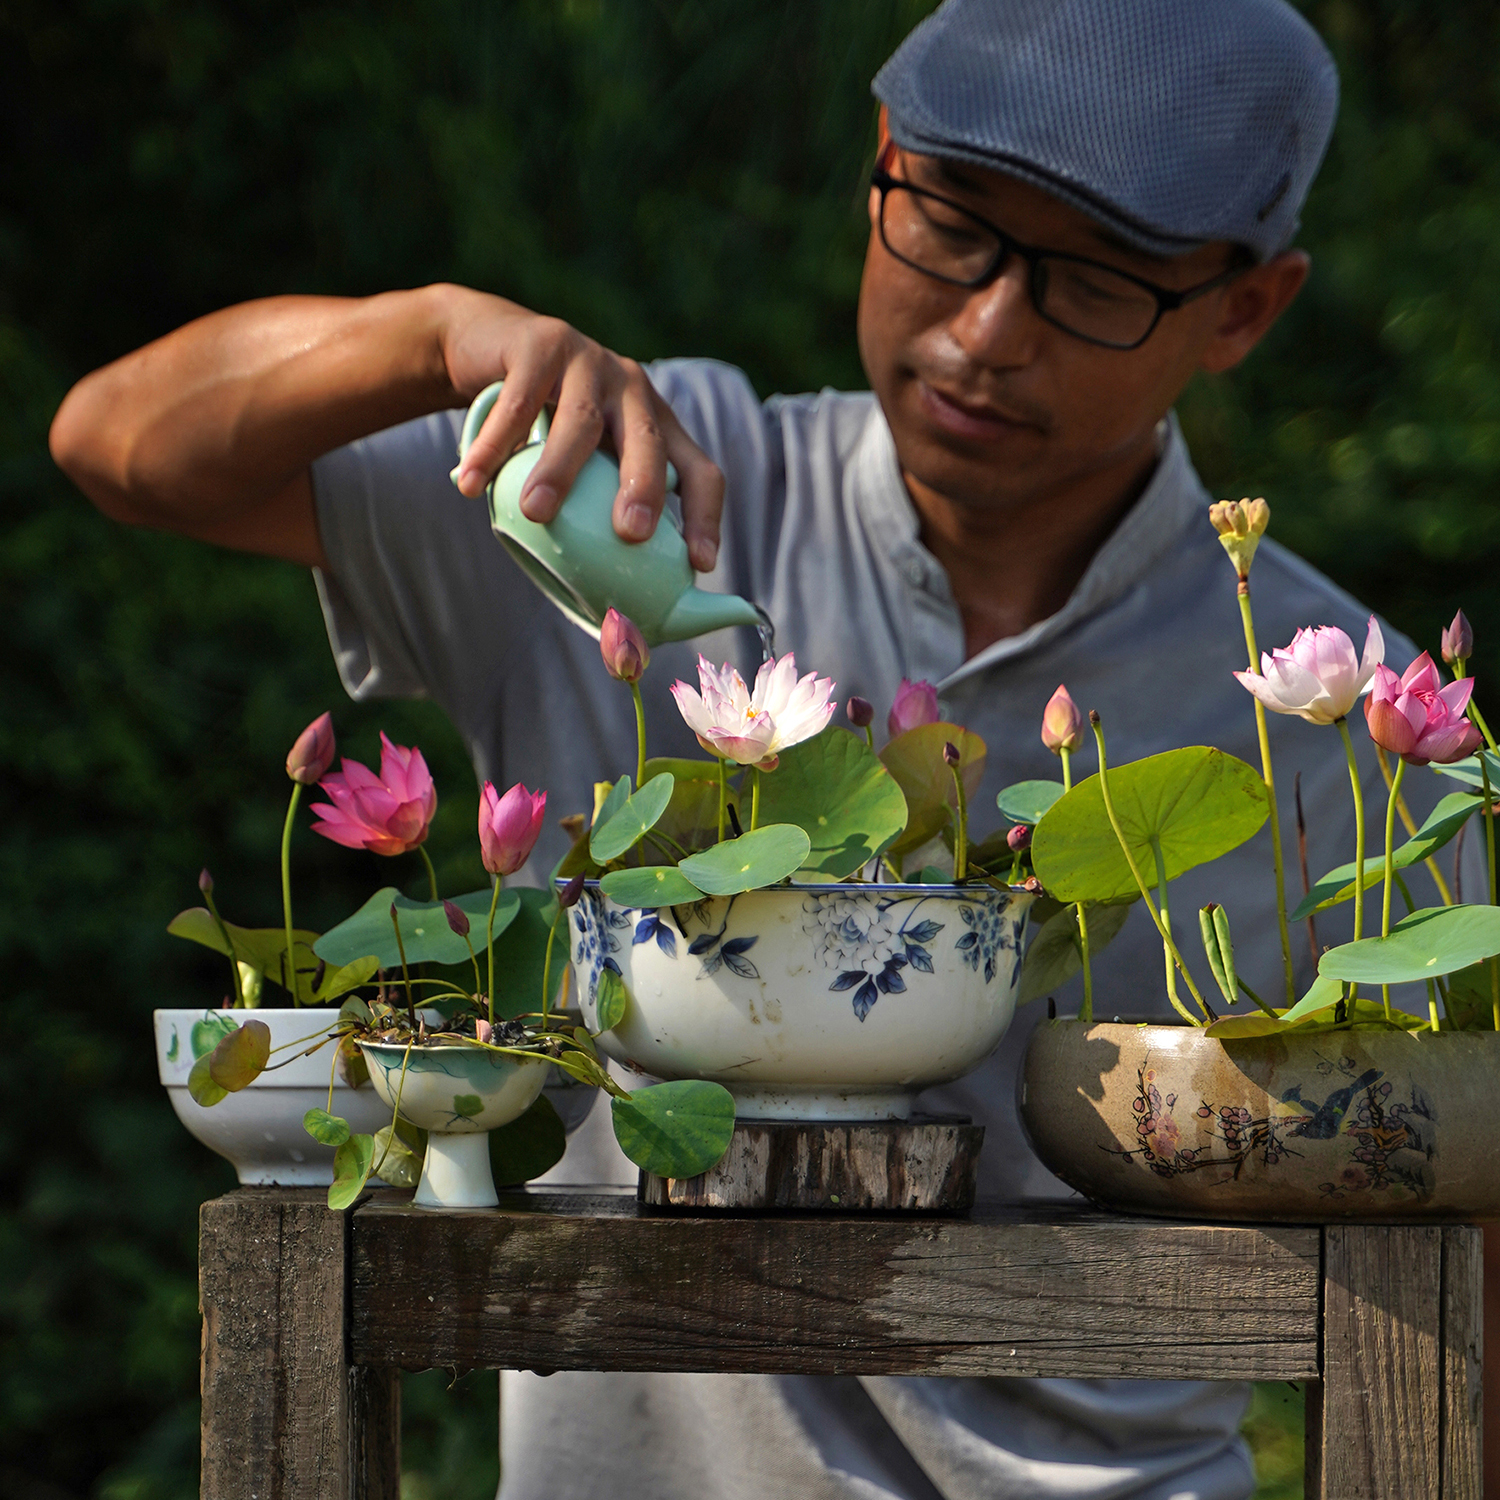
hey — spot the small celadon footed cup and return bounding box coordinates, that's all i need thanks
[359,1041,550,1209]
[455,380,765,645]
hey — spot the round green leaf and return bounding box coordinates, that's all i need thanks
[595,967,628,1032]
[996,780,1065,826]
[490,1093,567,1186]
[599,866,705,908]
[207,1020,271,1092]
[610,1080,736,1177]
[677,824,812,895]
[1030,747,1268,904]
[755,728,908,879]
[303,1107,351,1147]
[1319,904,1500,985]
[187,1052,228,1107]
[327,1133,376,1211]
[590,772,676,862]
[879,724,987,858]
[314,886,520,969]
[1017,899,1134,1005]
[370,1124,422,1188]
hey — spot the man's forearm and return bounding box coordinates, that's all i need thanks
[49,283,465,537]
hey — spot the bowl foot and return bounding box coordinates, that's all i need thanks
[726,1085,915,1121]
[414,1131,496,1209]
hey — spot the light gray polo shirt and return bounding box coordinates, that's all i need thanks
[313,359,1437,1500]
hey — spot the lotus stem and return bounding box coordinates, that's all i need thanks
[1075,903,1093,1022]
[751,768,762,832]
[201,880,246,1008]
[372,1042,413,1179]
[485,878,502,1027]
[1375,744,1454,904]
[1335,721,1366,946]
[541,901,565,1021]
[1060,745,1073,794]
[1482,755,1496,910]
[630,681,647,792]
[1295,771,1319,963]
[716,758,728,842]
[418,846,439,902]
[390,904,417,1029]
[280,782,303,1004]
[1379,758,1407,1024]
[949,763,969,882]
[1237,583,1296,1006]
[1089,713,1211,1025]
[1427,979,1441,1034]
[1151,836,1181,1013]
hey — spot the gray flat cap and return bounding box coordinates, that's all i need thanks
[873,0,1338,262]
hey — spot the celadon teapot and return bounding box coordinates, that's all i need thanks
[455,381,765,645]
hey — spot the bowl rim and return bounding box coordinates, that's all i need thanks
[560,877,1035,897]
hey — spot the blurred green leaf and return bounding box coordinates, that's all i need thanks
[490,1093,567,1185]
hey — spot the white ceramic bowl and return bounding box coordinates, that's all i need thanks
[154,1007,392,1186]
[566,882,1033,1120]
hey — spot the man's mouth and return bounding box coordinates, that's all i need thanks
[917,380,1047,442]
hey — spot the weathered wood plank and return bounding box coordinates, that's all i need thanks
[351,1192,1320,1379]
[639,1117,984,1212]
[347,1365,401,1500]
[1321,1224,1443,1500]
[1441,1226,1483,1500]
[201,1190,350,1500]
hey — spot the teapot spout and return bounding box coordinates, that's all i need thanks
[658,586,765,643]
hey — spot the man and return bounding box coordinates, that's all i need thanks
[54,1,1388,1495]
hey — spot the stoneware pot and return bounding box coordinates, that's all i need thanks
[566,881,1034,1120]
[359,1041,550,1209]
[1020,1020,1500,1222]
[154,1007,391,1186]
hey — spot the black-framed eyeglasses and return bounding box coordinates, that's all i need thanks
[871,165,1243,351]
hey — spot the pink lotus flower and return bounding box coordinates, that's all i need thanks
[1040,685,1084,754]
[670,653,836,770]
[286,711,336,785]
[1441,609,1473,667]
[1233,616,1384,725]
[309,733,437,856]
[1364,655,1482,766]
[599,608,649,684]
[887,678,940,737]
[478,781,547,875]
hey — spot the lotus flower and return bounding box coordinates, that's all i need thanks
[670,653,836,770]
[310,734,437,855]
[887,678,940,737]
[1040,685,1084,754]
[600,608,649,684]
[1233,616,1385,726]
[478,781,547,876]
[286,711,336,785]
[1364,655,1482,766]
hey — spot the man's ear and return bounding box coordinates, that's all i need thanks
[869,106,892,230]
[1198,250,1310,374]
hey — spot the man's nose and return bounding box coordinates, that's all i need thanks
[948,255,1043,368]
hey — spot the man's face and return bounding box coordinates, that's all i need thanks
[858,144,1248,514]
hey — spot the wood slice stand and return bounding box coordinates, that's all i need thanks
[638,1114,984,1212]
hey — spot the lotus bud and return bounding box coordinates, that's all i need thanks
[1006,825,1032,852]
[887,678,940,737]
[1441,609,1473,668]
[559,873,586,909]
[478,781,547,876]
[600,608,650,684]
[943,740,961,767]
[846,695,874,729]
[1208,497,1271,579]
[286,711,336,785]
[476,1018,494,1044]
[443,899,470,939]
[1040,685,1084,754]
[199,868,214,894]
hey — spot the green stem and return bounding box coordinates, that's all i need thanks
[1060,745,1073,794]
[1151,836,1180,1012]
[882,855,903,883]
[1336,720,1366,944]
[390,906,417,1029]
[1380,758,1407,1024]
[750,768,761,832]
[1470,701,1498,752]
[949,763,969,881]
[1482,755,1496,910]
[1238,585,1296,1006]
[630,681,647,792]
[1376,745,1454,905]
[1076,902,1093,1022]
[372,1043,413,1179]
[461,930,483,1010]
[1427,978,1441,1034]
[716,759,728,843]
[862,724,875,753]
[1090,715,1210,1024]
[202,883,246,1008]
[541,903,565,1021]
[418,846,438,902]
[280,782,303,1005]
[485,878,502,1027]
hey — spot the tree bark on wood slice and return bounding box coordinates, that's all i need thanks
[638,1116,984,1211]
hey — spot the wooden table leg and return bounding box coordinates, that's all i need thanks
[200,1190,400,1500]
[1315,1224,1482,1499]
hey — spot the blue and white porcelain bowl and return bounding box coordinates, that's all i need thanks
[566,882,1034,1120]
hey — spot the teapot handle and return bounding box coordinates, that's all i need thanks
[456,380,550,467]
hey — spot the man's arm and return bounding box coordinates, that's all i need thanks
[48,283,724,571]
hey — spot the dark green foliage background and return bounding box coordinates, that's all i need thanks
[0,2,1492,1495]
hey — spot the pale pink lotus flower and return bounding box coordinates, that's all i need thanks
[309,733,437,856]
[478,782,547,876]
[1233,616,1385,725]
[1364,655,1482,766]
[887,678,940,737]
[670,653,836,770]
[1040,684,1084,754]
[599,607,650,684]
[285,711,336,785]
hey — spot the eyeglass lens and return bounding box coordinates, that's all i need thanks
[880,184,1162,348]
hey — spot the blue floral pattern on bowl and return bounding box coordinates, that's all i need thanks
[573,888,630,1002]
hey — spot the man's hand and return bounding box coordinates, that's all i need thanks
[444,293,724,573]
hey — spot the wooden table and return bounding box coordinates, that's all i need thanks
[198,1186,1483,1500]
